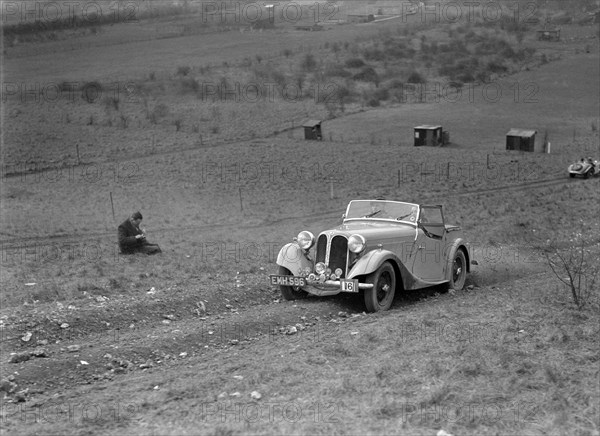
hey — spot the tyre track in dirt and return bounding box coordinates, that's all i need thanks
[0,175,591,247]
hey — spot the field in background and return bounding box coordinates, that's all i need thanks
[1,1,599,434]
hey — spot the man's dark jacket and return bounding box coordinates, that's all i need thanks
[118,219,144,253]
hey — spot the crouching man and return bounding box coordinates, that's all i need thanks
[118,211,162,255]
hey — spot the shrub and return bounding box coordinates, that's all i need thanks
[353,66,379,85]
[149,103,169,124]
[178,77,199,94]
[372,87,389,101]
[475,70,489,83]
[367,98,381,107]
[486,60,508,73]
[301,53,317,71]
[120,114,129,128]
[387,79,404,89]
[334,85,352,102]
[294,72,305,92]
[364,49,385,61]
[421,41,438,54]
[456,72,475,83]
[325,64,352,78]
[271,70,287,87]
[103,96,120,111]
[176,65,191,76]
[544,234,599,310]
[501,46,516,59]
[345,57,366,68]
[406,71,425,84]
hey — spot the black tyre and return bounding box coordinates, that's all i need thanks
[364,262,396,312]
[278,266,308,300]
[569,173,576,178]
[450,249,467,291]
[584,170,590,179]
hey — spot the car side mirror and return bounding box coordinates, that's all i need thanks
[341,214,346,220]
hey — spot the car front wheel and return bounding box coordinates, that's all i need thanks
[278,266,308,300]
[364,262,396,312]
[450,249,467,291]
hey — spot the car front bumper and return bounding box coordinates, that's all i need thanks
[302,279,374,297]
[270,274,373,297]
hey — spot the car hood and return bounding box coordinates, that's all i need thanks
[322,220,417,240]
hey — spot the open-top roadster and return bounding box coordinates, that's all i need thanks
[568,158,598,178]
[270,200,472,312]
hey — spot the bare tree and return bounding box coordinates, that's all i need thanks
[544,235,599,310]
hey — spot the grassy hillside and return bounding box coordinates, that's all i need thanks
[1,3,599,435]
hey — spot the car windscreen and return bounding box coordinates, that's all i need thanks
[345,201,419,223]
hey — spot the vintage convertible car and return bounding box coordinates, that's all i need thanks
[568,158,598,178]
[270,200,472,312]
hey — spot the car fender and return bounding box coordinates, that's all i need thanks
[346,249,412,285]
[445,238,471,281]
[347,249,399,277]
[276,242,312,276]
[348,249,441,290]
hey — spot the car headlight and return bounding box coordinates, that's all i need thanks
[315,262,326,274]
[348,234,366,253]
[296,231,315,250]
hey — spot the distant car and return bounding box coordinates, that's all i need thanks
[568,158,598,178]
[270,200,473,312]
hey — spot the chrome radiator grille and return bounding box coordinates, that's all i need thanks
[315,234,348,278]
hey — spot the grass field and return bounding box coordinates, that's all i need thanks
[1,2,599,435]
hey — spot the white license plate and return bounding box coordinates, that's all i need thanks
[270,275,306,287]
[341,279,359,293]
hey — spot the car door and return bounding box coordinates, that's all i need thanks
[410,205,446,281]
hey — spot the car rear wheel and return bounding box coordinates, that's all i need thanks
[364,262,396,312]
[450,249,467,291]
[278,266,308,300]
[569,173,575,178]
